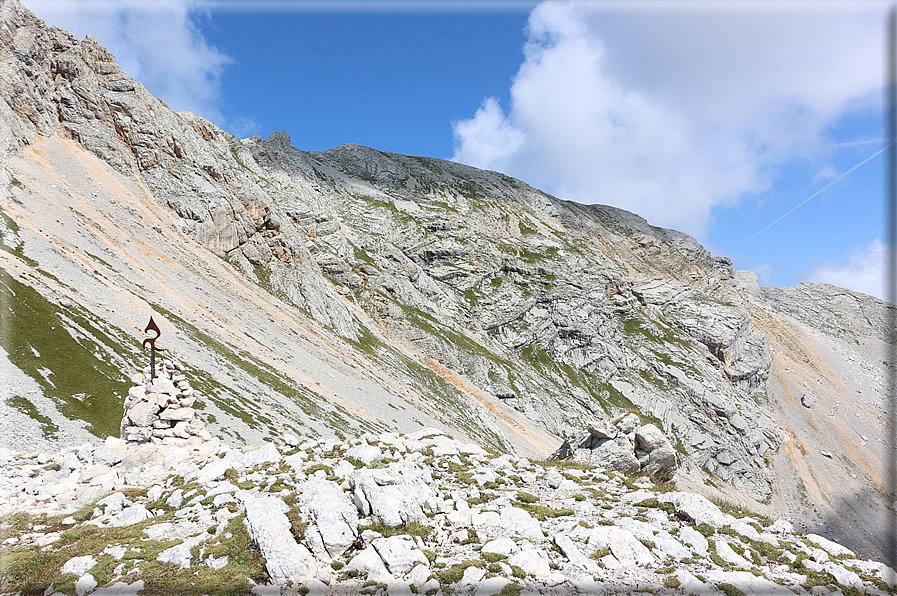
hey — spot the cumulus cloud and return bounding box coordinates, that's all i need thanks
[28,0,231,124]
[807,239,887,300]
[452,0,883,238]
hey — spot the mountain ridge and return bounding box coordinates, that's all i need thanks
[0,0,894,566]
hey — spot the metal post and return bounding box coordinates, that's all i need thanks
[143,316,164,382]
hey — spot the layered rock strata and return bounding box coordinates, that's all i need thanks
[120,359,209,445]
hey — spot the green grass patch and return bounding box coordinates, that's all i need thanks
[435,560,485,585]
[0,268,131,437]
[717,583,747,596]
[512,501,574,521]
[359,521,431,539]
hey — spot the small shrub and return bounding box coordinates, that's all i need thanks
[515,491,538,504]
[664,575,681,588]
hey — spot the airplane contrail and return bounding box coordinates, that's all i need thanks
[739,142,894,247]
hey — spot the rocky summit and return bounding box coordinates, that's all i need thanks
[0,0,895,591]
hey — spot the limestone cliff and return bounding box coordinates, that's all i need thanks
[0,0,893,563]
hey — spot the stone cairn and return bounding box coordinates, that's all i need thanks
[120,358,210,445]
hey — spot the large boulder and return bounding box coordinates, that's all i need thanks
[349,463,434,528]
[239,493,318,584]
[659,492,732,528]
[297,479,359,560]
[557,419,678,480]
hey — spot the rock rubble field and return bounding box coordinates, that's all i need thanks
[1,405,894,595]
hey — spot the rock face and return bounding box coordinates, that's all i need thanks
[1,0,895,564]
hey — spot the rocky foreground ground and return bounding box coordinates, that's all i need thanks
[1,423,895,596]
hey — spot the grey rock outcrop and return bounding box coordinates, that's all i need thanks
[555,416,679,482]
[349,462,434,528]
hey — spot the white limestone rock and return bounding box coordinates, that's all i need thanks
[553,534,599,573]
[75,573,97,596]
[587,419,617,440]
[157,541,194,569]
[297,479,359,560]
[587,526,655,567]
[127,401,159,427]
[62,555,97,576]
[346,443,383,465]
[346,544,392,582]
[459,565,486,585]
[91,581,145,595]
[635,423,667,451]
[239,492,318,585]
[482,537,520,556]
[704,570,797,595]
[498,505,543,542]
[652,530,691,560]
[349,464,433,528]
[371,535,429,575]
[205,555,229,570]
[659,492,733,528]
[715,539,752,569]
[544,468,564,489]
[615,413,641,434]
[407,563,431,588]
[508,548,550,579]
[806,533,856,558]
[242,443,282,468]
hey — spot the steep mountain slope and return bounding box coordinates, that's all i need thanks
[0,0,893,563]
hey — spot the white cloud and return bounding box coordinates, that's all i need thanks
[28,0,231,124]
[452,98,526,172]
[452,0,883,238]
[807,239,886,300]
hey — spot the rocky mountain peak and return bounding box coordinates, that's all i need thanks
[1,0,894,569]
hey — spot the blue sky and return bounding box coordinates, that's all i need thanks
[28,0,891,299]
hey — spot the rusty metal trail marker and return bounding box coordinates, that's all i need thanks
[143,316,166,380]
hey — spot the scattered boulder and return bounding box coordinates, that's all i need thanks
[555,417,678,480]
[297,479,359,560]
